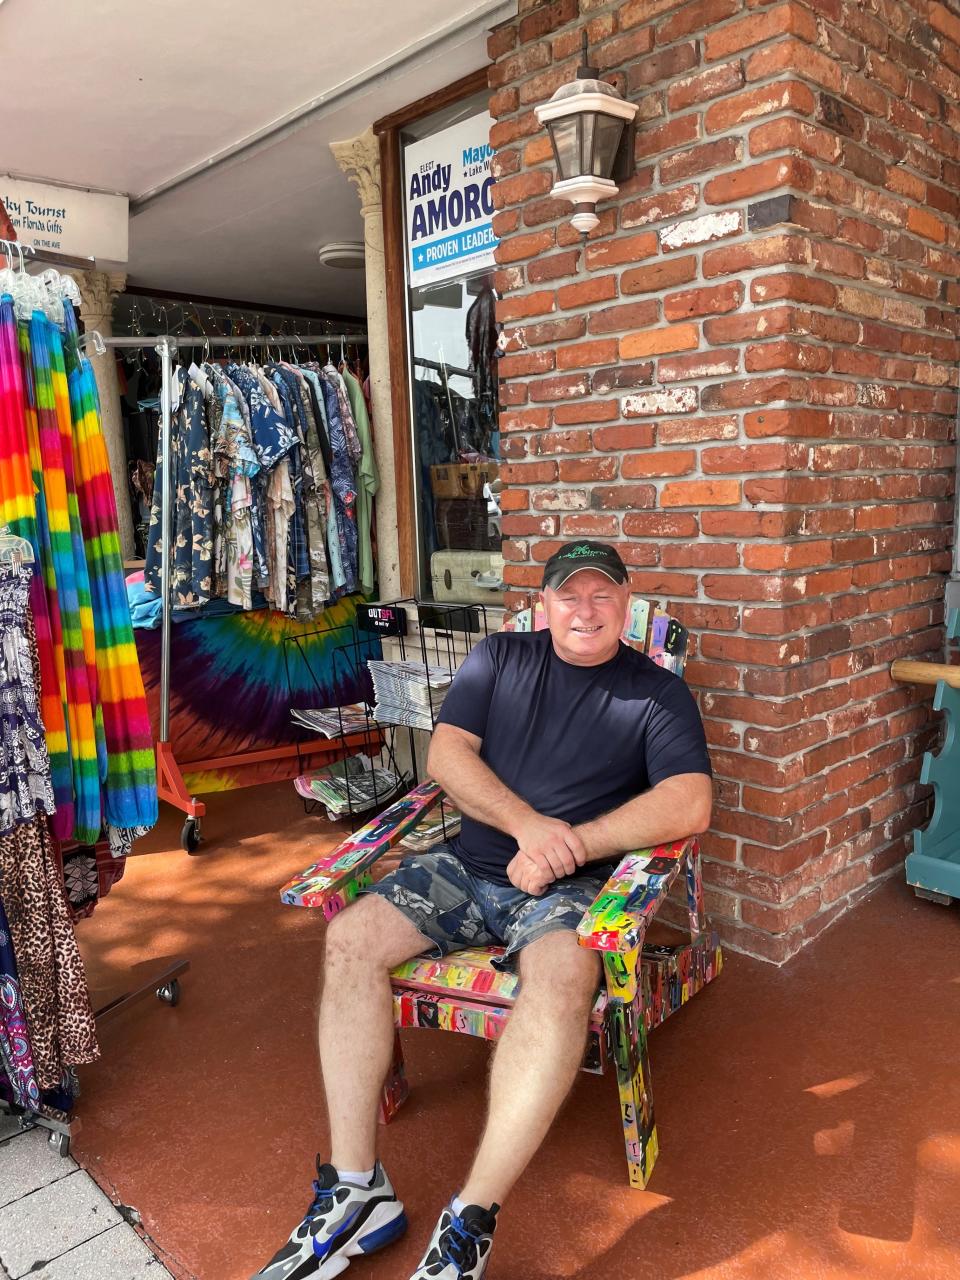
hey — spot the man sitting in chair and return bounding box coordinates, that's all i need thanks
[255,541,713,1280]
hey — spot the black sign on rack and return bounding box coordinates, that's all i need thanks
[356,603,408,637]
[418,603,482,634]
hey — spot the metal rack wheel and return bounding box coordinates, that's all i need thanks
[49,1131,70,1157]
[156,979,181,1007]
[180,817,202,853]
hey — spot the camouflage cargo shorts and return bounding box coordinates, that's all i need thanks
[361,841,609,969]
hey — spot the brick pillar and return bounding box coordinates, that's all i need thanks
[488,0,958,962]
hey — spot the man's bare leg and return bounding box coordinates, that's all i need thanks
[459,931,600,1208]
[319,894,431,1172]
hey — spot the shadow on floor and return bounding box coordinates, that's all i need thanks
[72,783,960,1280]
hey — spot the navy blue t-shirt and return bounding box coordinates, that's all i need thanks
[435,629,712,886]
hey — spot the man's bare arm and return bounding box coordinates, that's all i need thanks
[427,722,586,888]
[427,722,531,836]
[574,772,713,864]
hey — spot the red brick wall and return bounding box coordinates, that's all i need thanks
[488,0,959,962]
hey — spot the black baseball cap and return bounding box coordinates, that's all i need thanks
[541,541,628,591]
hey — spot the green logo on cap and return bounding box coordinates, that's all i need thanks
[563,544,596,558]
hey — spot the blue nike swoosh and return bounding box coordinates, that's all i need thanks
[314,1206,361,1260]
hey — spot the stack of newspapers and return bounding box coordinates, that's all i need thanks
[294,754,404,820]
[399,803,462,852]
[290,702,371,738]
[367,660,455,731]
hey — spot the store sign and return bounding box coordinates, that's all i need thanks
[356,603,408,637]
[404,112,497,289]
[0,176,129,262]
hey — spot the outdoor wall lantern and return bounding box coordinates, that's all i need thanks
[534,32,639,235]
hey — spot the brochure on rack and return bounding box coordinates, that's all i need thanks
[367,659,454,732]
[399,803,462,851]
[294,754,404,821]
[290,702,371,738]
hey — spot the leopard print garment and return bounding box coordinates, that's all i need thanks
[0,602,98,1089]
[0,814,99,1088]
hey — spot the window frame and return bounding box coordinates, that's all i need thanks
[374,67,492,600]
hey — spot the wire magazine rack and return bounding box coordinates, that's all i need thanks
[281,600,493,834]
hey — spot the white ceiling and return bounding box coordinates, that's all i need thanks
[2,0,512,316]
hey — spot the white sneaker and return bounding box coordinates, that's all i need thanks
[408,1200,499,1279]
[253,1159,406,1279]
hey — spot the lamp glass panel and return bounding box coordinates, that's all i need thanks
[547,116,583,179]
[590,113,626,177]
[580,112,597,176]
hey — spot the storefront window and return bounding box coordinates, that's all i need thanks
[401,92,502,608]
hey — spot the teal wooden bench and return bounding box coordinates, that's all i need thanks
[893,606,960,905]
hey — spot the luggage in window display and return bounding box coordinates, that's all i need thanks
[431,550,505,603]
[433,497,499,551]
[430,461,499,500]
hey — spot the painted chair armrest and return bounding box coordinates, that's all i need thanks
[280,779,444,915]
[576,837,697,954]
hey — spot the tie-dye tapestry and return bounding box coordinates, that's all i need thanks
[133,595,379,793]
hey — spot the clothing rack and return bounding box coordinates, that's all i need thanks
[0,238,95,273]
[414,356,475,455]
[78,330,369,850]
[414,355,473,381]
[0,298,191,1158]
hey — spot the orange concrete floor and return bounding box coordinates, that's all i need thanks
[73,782,960,1280]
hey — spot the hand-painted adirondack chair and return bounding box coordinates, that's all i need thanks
[280,600,722,1189]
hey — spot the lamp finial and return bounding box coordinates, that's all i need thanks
[577,28,598,79]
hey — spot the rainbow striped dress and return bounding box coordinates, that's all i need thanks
[0,294,156,842]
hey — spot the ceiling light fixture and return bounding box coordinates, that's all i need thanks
[317,241,366,270]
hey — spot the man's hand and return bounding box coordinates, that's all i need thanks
[507,814,586,895]
[507,850,553,896]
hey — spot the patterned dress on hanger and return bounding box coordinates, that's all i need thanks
[0,565,55,833]
[208,367,258,608]
[280,364,331,614]
[144,368,215,609]
[316,372,359,594]
[0,600,98,1089]
[0,893,40,1111]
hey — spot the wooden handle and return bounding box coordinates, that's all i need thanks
[891,659,960,688]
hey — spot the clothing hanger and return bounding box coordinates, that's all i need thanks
[186,313,214,399]
[0,525,35,570]
[0,241,63,323]
[0,240,26,301]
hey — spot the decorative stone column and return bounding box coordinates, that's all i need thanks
[76,270,136,559]
[330,127,400,601]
